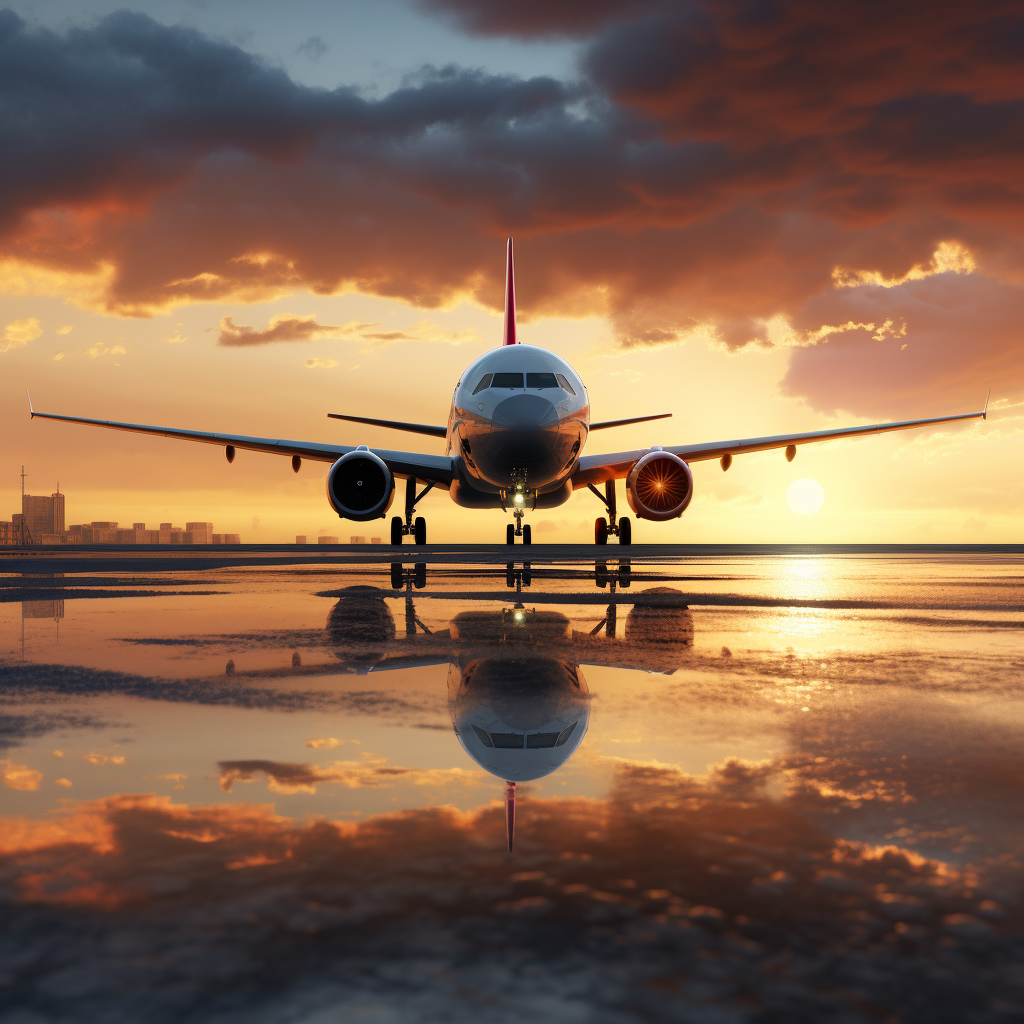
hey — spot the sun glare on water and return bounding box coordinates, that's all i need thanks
[786,478,825,515]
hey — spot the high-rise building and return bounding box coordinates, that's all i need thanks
[51,489,65,535]
[22,492,63,541]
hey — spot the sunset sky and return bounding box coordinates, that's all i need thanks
[2,0,1021,543]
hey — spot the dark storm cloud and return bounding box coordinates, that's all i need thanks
[0,7,568,232]
[3,2,1024,410]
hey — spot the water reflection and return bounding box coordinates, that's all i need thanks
[1,552,1021,1023]
[323,575,694,848]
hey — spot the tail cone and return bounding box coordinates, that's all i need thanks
[505,780,516,852]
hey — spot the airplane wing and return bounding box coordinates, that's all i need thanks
[27,398,457,484]
[573,403,988,487]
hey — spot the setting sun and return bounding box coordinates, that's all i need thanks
[786,478,825,515]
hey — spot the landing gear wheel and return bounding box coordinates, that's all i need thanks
[414,563,426,589]
[391,516,403,546]
[507,524,515,545]
[595,517,608,545]
[414,517,426,545]
[522,524,532,545]
[506,564,515,587]
[390,563,403,590]
[618,517,631,545]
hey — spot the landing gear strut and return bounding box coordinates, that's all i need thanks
[391,477,433,545]
[588,480,631,546]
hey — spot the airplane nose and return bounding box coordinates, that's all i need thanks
[492,394,559,431]
[491,394,560,456]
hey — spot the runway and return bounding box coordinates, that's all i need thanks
[1,541,1018,575]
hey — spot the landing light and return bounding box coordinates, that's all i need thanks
[513,493,525,506]
[514,609,525,623]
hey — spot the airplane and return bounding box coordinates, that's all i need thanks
[27,239,990,546]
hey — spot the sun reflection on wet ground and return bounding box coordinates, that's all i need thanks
[1,548,1022,1022]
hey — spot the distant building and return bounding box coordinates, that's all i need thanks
[1,483,236,545]
[21,490,64,542]
[370,537,381,544]
[295,535,307,544]
[318,536,338,544]
[186,522,213,544]
[349,536,366,544]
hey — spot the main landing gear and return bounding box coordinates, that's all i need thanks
[391,477,433,546]
[588,480,631,546]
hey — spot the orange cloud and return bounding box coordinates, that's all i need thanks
[1,758,43,791]
[217,315,378,346]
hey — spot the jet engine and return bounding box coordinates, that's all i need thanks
[326,449,395,520]
[625,450,693,521]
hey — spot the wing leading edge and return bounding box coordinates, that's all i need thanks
[27,399,456,485]
[573,403,989,487]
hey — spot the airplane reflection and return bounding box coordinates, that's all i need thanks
[324,568,694,849]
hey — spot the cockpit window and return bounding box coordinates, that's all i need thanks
[470,722,579,749]
[526,372,559,389]
[555,374,576,396]
[526,732,561,748]
[491,372,524,389]
[555,721,578,746]
[472,374,492,395]
[490,732,525,749]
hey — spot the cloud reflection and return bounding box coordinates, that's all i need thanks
[1,753,1021,1020]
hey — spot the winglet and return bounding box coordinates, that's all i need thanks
[26,390,34,418]
[983,389,991,420]
[502,237,516,346]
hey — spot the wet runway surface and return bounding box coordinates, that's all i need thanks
[1,547,1022,1023]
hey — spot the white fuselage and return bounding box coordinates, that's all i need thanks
[446,344,589,508]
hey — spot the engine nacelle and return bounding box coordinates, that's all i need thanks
[625,450,693,521]
[326,449,395,521]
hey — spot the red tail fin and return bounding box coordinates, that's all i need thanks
[502,237,516,346]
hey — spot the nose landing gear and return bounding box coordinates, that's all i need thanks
[391,477,433,545]
[503,469,534,545]
[589,480,631,546]
[506,512,532,544]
